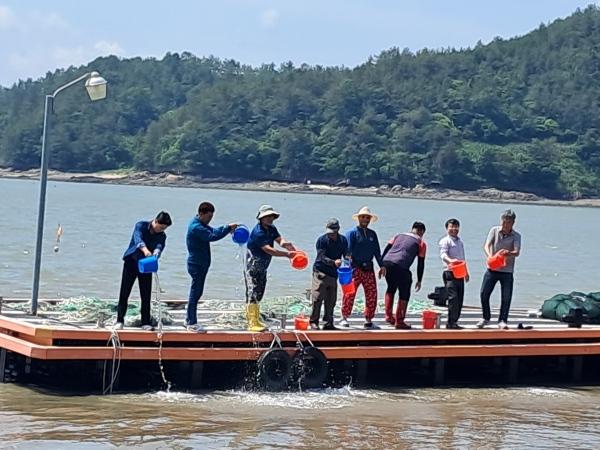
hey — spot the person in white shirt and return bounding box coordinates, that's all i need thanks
[439,218,469,329]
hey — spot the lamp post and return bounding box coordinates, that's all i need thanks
[31,71,108,315]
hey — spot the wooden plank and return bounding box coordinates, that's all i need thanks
[45,327,600,344]
[6,332,600,360]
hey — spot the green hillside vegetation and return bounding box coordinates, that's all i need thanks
[1,6,600,199]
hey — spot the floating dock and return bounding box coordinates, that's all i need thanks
[1,297,599,392]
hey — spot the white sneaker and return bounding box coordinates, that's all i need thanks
[339,318,350,328]
[498,321,509,330]
[141,324,154,331]
[112,322,124,330]
[476,319,490,329]
[186,323,206,333]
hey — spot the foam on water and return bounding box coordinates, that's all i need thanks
[145,391,209,404]
[215,386,381,409]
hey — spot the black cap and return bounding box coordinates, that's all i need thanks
[326,218,340,233]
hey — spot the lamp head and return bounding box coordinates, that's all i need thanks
[85,71,107,101]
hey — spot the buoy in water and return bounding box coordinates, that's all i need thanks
[257,348,292,391]
[53,245,60,253]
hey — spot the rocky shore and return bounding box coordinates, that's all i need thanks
[2,168,600,208]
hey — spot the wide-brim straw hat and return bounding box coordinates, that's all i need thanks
[352,206,378,223]
[256,204,280,220]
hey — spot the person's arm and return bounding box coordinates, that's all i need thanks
[342,236,351,261]
[483,227,495,257]
[381,242,392,259]
[510,234,521,257]
[261,244,293,258]
[439,237,456,265]
[415,241,426,291]
[191,223,235,242]
[153,234,166,258]
[275,235,296,252]
[373,232,384,268]
[346,230,355,259]
[133,221,152,257]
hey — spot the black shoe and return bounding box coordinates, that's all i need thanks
[309,322,319,330]
[364,322,381,330]
[322,323,338,331]
[445,323,464,330]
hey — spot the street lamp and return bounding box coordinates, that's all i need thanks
[31,71,108,315]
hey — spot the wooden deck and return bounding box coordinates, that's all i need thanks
[1,298,599,362]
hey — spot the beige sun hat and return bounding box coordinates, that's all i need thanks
[352,206,378,223]
[256,204,280,220]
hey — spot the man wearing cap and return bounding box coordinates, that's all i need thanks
[185,202,238,333]
[340,206,386,329]
[477,209,522,330]
[382,221,427,329]
[246,205,297,332]
[310,218,350,330]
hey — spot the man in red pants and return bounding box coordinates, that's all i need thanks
[339,206,386,329]
[382,222,427,329]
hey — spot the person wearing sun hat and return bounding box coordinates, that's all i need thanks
[340,206,386,329]
[245,205,297,332]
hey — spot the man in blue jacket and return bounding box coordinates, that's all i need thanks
[186,202,237,332]
[340,206,386,329]
[115,211,172,330]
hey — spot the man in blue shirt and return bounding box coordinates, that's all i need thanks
[115,211,172,330]
[185,202,237,332]
[246,205,296,332]
[340,206,386,329]
[310,218,349,330]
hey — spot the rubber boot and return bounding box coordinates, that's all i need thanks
[395,299,412,329]
[384,292,395,325]
[246,303,266,332]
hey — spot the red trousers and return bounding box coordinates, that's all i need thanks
[341,267,378,320]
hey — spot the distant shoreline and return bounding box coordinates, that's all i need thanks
[2,168,600,208]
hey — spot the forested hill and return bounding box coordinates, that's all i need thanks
[2,6,600,199]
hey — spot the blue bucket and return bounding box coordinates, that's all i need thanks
[337,267,353,285]
[232,224,250,245]
[138,255,158,273]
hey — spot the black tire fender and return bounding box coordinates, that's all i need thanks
[292,346,328,389]
[257,348,292,391]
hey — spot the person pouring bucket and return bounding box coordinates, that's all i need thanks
[310,218,350,330]
[114,211,172,331]
[246,205,297,332]
[340,206,386,329]
[477,209,521,330]
[185,202,238,332]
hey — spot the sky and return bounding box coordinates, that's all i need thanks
[0,0,598,87]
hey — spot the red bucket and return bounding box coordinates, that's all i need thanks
[341,281,356,296]
[291,251,309,270]
[487,252,507,271]
[422,310,440,329]
[449,260,467,279]
[294,314,310,330]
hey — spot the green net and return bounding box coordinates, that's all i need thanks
[5,288,435,329]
